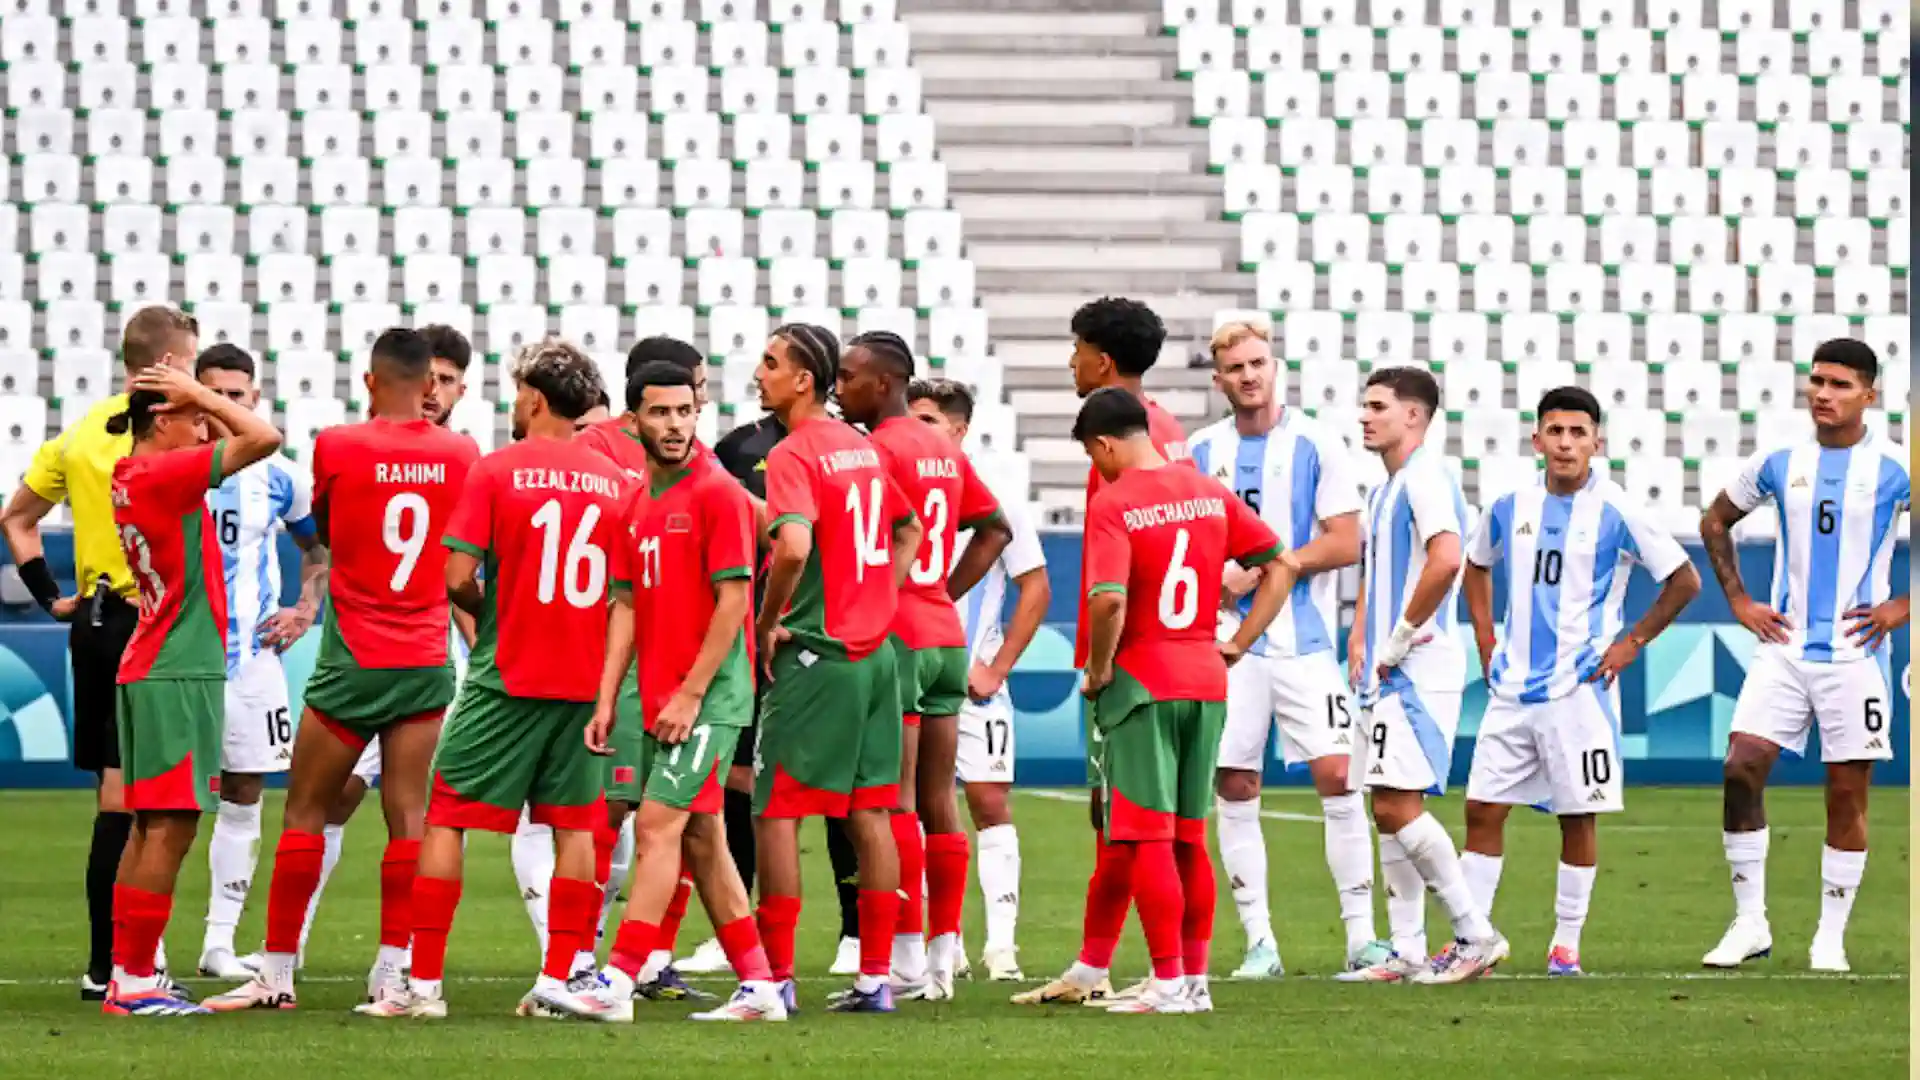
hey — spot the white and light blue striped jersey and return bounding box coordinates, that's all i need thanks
[1467,472,1689,704]
[1725,432,1910,664]
[1361,446,1469,699]
[1190,409,1364,658]
[207,455,316,676]
[958,487,1046,711]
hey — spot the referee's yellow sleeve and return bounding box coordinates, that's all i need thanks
[23,432,68,503]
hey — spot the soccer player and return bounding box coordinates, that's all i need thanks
[908,378,1052,982]
[539,361,785,1022]
[190,346,331,981]
[836,331,1011,998]
[1340,367,1508,985]
[1186,321,1375,979]
[418,323,472,430]
[753,323,924,1014]
[1460,386,1700,975]
[101,363,286,1015]
[1699,339,1909,973]
[207,329,479,1011]
[359,340,627,1019]
[1031,388,1292,1015]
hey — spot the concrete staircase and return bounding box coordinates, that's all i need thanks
[903,0,1238,520]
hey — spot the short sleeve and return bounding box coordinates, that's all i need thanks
[274,459,318,540]
[997,500,1046,579]
[442,458,495,556]
[1406,463,1464,543]
[1225,486,1282,566]
[1615,495,1689,582]
[1726,448,1780,514]
[1465,494,1509,568]
[309,431,335,519]
[144,443,224,515]
[1082,494,1130,596]
[883,473,916,530]
[701,478,756,582]
[607,487,640,588]
[23,434,67,503]
[1310,431,1365,520]
[954,455,1002,530]
[763,444,816,537]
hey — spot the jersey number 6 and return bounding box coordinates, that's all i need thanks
[1157,527,1199,630]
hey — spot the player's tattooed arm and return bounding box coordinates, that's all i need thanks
[1590,561,1701,686]
[1462,562,1497,677]
[444,549,485,617]
[1700,493,1790,644]
[260,533,329,651]
[130,365,283,479]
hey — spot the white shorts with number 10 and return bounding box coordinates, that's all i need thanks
[956,698,1016,785]
[222,653,294,774]
[1218,651,1356,776]
[1466,684,1623,814]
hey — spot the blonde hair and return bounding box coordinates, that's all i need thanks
[511,337,607,421]
[1208,320,1271,362]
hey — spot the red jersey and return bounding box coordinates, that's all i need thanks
[611,465,757,730]
[311,418,479,669]
[1083,466,1280,702]
[868,415,1002,650]
[112,442,229,682]
[763,415,914,661]
[1075,397,1190,667]
[444,436,630,701]
[578,418,716,484]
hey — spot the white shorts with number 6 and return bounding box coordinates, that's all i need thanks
[1354,681,1462,796]
[1218,650,1356,779]
[1466,685,1623,814]
[222,653,294,774]
[956,698,1016,785]
[1730,647,1894,763]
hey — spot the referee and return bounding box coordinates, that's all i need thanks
[0,305,200,999]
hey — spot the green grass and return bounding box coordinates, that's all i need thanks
[0,788,1907,1079]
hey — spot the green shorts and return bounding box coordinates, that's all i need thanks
[604,671,646,805]
[755,638,902,819]
[427,683,602,834]
[117,679,224,813]
[894,639,969,723]
[304,659,455,745]
[1092,694,1225,845]
[639,723,739,813]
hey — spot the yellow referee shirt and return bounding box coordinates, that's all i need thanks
[24,393,136,600]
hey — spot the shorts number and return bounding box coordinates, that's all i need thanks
[119,524,166,617]
[845,477,891,582]
[907,488,948,586]
[1863,697,1884,733]
[264,706,292,747]
[1157,527,1200,630]
[665,724,712,770]
[1533,548,1563,587]
[1816,498,1838,535]
[1369,720,1387,760]
[383,492,430,592]
[218,508,240,547]
[983,717,1010,757]
[1325,694,1352,729]
[637,536,661,588]
[531,498,607,607]
[1580,748,1612,786]
[1237,486,1261,514]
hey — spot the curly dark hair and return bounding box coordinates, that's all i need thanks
[1070,296,1166,377]
[513,338,607,421]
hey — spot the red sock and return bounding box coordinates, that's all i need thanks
[924,831,970,939]
[1077,834,1133,970]
[755,894,801,982]
[378,838,420,949]
[1130,840,1184,981]
[608,919,660,980]
[111,883,135,970]
[409,875,462,982]
[856,888,900,977]
[542,875,600,980]
[715,916,772,982]
[264,828,326,955]
[658,871,693,954]
[889,813,924,935]
[1176,839,1215,977]
[119,886,171,979]
[592,821,618,887]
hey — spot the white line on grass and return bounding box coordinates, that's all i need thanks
[0,972,1903,988]
[1019,787,1324,824]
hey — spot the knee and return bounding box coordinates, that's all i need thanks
[1215,769,1261,803]
[1463,800,1503,832]
[967,786,1011,829]
[1722,755,1767,797]
[220,774,264,806]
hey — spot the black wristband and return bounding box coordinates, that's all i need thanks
[17,556,62,612]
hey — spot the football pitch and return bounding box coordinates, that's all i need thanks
[0,787,1906,1079]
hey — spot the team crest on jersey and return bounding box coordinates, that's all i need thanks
[666,513,693,533]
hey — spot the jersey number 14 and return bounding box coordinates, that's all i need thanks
[847,477,891,582]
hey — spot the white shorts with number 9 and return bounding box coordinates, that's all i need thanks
[1354,682,1462,796]
[222,652,294,774]
[1466,684,1624,814]
[1218,650,1356,777]
[956,697,1016,785]
[1730,647,1895,763]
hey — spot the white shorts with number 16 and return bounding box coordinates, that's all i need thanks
[1466,684,1623,815]
[222,653,294,774]
[1218,650,1356,775]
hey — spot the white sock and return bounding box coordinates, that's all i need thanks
[640,949,672,981]
[300,823,345,954]
[893,932,928,979]
[204,798,262,955]
[1551,862,1597,952]
[1722,828,1769,922]
[1377,833,1427,959]
[976,824,1021,953]
[1459,850,1504,920]
[1816,845,1866,940]
[511,818,556,952]
[154,938,169,975]
[1320,792,1376,951]
[1215,796,1273,946]
[1393,812,1494,943]
[600,819,635,933]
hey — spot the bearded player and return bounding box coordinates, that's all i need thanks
[835,331,1011,998]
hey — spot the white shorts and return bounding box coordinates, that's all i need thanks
[1466,684,1624,815]
[221,653,294,774]
[955,697,1015,785]
[1354,681,1462,796]
[1218,650,1356,775]
[1730,648,1895,763]
[350,740,382,786]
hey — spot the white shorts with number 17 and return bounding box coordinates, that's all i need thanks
[1466,684,1623,814]
[222,653,293,774]
[956,697,1015,785]
[1730,648,1894,763]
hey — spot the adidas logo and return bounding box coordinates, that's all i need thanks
[221,879,251,895]
[1731,873,1748,884]
[1825,886,1848,899]
[1587,789,1608,804]
[522,887,543,901]
[1791,476,1811,489]
[1369,763,1385,776]
[1229,876,1247,890]
[1335,733,1351,746]
[1865,737,1884,750]
[1341,883,1372,896]
[995,893,1018,905]
[1515,522,1533,536]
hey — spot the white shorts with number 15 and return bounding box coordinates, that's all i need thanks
[1218,650,1356,776]
[222,652,293,774]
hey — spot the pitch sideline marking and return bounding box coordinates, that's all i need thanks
[0,972,1903,988]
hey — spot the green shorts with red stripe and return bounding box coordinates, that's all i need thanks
[117,679,224,813]
[603,671,645,806]
[303,659,455,748]
[1090,671,1224,844]
[893,638,968,725]
[754,638,902,819]
[426,683,603,833]
[638,723,739,814]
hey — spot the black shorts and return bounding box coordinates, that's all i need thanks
[732,690,760,768]
[70,592,138,774]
